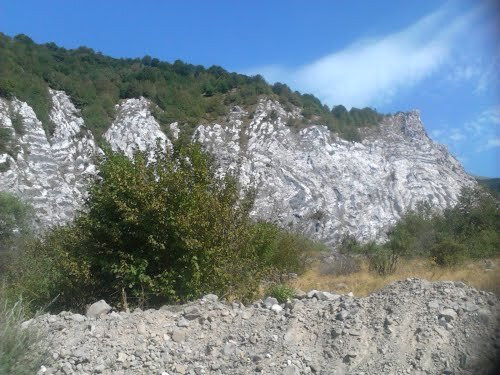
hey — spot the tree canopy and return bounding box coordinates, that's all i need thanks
[0,32,383,143]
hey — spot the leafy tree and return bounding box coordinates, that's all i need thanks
[0,32,384,142]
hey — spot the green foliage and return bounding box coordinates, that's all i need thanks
[477,177,500,197]
[5,228,93,314]
[0,128,12,155]
[0,192,32,272]
[341,187,499,273]
[72,143,263,306]
[429,237,467,266]
[265,284,295,303]
[341,239,400,276]
[0,32,384,142]
[250,221,326,275]
[5,144,322,312]
[0,288,45,375]
[10,114,25,136]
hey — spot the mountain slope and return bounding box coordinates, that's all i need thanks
[0,89,476,242]
[0,33,382,143]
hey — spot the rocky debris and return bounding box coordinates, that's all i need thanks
[32,279,499,374]
[86,300,112,318]
[1,92,475,243]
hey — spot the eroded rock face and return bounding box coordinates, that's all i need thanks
[0,91,476,241]
[195,100,475,242]
[0,90,97,226]
[29,279,500,374]
[104,97,169,158]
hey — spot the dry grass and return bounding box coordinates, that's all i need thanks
[292,257,500,296]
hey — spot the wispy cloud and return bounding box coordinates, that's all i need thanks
[446,57,500,94]
[433,105,500,152]
[246,3,483,108]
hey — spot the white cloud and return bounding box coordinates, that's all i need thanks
[449,129,466,142]
[245,3,482,108]
[481,138,500,150]
[446,57,500,94]
[431,105,500,153]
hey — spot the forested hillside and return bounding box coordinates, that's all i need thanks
[0,33,382,142]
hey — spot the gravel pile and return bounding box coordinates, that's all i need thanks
[29,278,499,374]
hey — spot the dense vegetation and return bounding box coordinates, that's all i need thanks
[477,177,500,197]
[341,187,500,274]
[1,144,322,313]
[0,33,382,143]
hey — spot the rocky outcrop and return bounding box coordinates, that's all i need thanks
[194,100,475,242]
[30,279,499,374]
[0,90,97,226]
[0,90,476,241]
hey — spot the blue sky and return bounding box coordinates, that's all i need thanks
[0,1,498,176]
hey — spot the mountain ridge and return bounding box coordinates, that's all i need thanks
[0,88,476,243]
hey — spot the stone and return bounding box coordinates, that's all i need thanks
[116,352,128,362]
[176,317,189,327]
[316,291,340,301]
[439,309,457,322]
[183,306,201,320]
[202,294,218,302]
[172,363,186,375]
[283,365,300,375]
[223,341,237,356]
[336,310,349,321]
[271,304,283,314]
[306,290,319,299]
[69,314,86,322]
[264,297,279,308]
[86,300,112,318]
[171,329,186,343]
[428,300,440,309]
[294,289,306,299]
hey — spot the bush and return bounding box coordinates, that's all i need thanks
[265,284,295,303]
[339,236,399,276]
[430,237,467,266]
[5,145,324,312]
[250,221,326,276]
[6,227,93,314]
[70,143,264,306]
[340,187,499,272]
[0,289,45,375]
[358,242,400,276]
[0,192,33,273]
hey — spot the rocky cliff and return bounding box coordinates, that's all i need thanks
[0,89,476,242]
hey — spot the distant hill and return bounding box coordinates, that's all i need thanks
[0,32,382,143]
[476,177,500,195]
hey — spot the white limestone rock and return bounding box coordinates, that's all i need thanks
[0,92,476,243]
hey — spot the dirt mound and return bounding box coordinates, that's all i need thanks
[31,279,499,374]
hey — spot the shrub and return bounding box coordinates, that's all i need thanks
[266,284,295,303]
[430,237,467,266]
[360,242,400,276]
[340,237,399,276]
[250,221,326,276]
[0,289,45,375]
[318,253,361,276]
[0,192,33,273]
[6,227,93,314]
[71,143,265,306]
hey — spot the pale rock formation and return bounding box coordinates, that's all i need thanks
[0,91,476,242]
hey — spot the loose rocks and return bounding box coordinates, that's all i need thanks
[32,279,499,374]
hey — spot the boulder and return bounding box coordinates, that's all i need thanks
[86,300,112,318]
